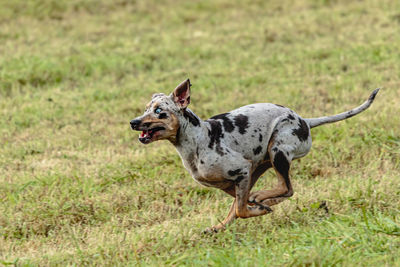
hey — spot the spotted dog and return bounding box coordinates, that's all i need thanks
[130,79,379,232]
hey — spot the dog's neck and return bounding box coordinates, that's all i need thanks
[172,108,209,159]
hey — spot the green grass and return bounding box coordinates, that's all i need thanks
[1,0,400,265]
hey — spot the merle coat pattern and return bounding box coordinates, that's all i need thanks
[130,79,380,232]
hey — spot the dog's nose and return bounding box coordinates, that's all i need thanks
[130,119,141,129]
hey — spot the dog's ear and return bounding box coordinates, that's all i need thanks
[171,78,191,109]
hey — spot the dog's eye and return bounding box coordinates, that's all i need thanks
[155,107,162,114]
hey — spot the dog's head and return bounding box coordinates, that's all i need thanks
[130,79,191,144]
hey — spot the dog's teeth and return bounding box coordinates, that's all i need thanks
[140,131,150,138]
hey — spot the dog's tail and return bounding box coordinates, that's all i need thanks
[304,88,380,129]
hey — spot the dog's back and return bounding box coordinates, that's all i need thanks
[206,103,309,163]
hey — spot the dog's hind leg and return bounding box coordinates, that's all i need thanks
[248,148,294,206]
[249,138,304,206]
[249,118,311,207]
[260,149,294,207]
[250,161,273,190]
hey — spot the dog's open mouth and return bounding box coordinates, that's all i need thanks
[139,127,165,144]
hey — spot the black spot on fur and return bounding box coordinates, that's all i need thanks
[200,160,204,164]
[272,147,278,152]
[234,140,239,145]
[344,111,356,119]
[291,118,309,142]
[183,109,200,126]
[228,169,242,176]
[209,113,235,132]
[152,93,164,99]
[259,134,263,142]
[369,89,379,101]
[196,147,199,157]
[207,120,225,156]
[234,114,249,134]
[253,146,262,155]
[273,151,290,189]
[158,113,168,119]
[235,175,245,184]
[174,127,181,145]
[215,146,225,156]
[255,204,271,211]
[287,114,295,120]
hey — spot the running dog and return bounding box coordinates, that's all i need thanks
[130,79,379,232]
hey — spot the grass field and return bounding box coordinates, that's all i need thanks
[1,0,400,265]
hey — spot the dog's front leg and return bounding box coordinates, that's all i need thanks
[204,201,236,233]
[204,184,237,233]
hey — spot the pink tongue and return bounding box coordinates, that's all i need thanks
[140,131,149,138]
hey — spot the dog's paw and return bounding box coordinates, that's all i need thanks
[248,202,273,213]
[257,203,273,212]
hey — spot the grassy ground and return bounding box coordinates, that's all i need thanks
[1,0,400,265]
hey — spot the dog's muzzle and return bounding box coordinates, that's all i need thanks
[130,119,141,130]
[130,118,165,144]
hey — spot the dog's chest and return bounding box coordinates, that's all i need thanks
[179,150,227,187]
